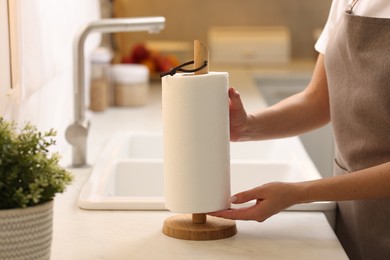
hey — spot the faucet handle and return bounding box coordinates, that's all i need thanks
[65,122,88,145]
[65,121,89,167]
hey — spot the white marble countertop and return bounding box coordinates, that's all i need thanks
[51,169,348,260]
[52,65,348,259]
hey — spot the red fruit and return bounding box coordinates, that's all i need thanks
[131,43,150,63]
[154,55,180,72]
[154,56,169,72]
[141,57,156,73]
[166,55,180,67]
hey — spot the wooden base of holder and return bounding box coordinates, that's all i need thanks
[162,214,237,241]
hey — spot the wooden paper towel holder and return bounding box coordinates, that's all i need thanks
[162,40,237,241]
[162,214,237,241]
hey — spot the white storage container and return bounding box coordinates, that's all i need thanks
[111,64,149,107]
[89,47,112,111]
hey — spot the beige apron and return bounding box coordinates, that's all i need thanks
[324,0,390,259]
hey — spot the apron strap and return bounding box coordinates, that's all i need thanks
[346,0,359,14]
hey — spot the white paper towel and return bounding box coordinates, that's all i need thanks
[162,72,231,213]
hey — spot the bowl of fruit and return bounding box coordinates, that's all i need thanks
[120,42,189,80]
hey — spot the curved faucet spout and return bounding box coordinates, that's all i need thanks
[67,16,165,167]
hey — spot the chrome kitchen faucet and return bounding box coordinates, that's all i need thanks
[65,17,165,167]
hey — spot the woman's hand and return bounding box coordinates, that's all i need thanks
[209,182,301,222]
[228,87,250,141]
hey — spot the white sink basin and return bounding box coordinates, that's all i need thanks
[78,132,335,213]
[91,131,306,161]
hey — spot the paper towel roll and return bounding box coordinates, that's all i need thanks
[162,72,231,213]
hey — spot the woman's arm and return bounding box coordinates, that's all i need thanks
[300,161,390,202]
[210,54,390,221]
[230,54,330,141]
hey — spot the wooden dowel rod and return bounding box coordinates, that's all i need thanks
[194,40,209,75]
[192,213,207,224]
[191,40,209,225]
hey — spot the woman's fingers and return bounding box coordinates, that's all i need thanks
[209,182,298,222]
[228,87,248,141]
[209,205,260,221]
[229,187,261,204]
[209,187,267,221]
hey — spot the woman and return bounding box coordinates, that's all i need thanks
[209,0,390,259]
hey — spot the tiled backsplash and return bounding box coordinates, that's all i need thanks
[101,0,331,60]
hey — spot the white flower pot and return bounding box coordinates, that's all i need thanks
[0,201,53,260]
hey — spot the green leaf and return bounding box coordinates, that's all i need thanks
[0,117,73,209]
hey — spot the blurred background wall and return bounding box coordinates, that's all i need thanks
[101,0,332,60]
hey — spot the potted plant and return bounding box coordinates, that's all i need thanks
[0,117,73,260]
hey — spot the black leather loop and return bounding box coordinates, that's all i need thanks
[160,60,208,78]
